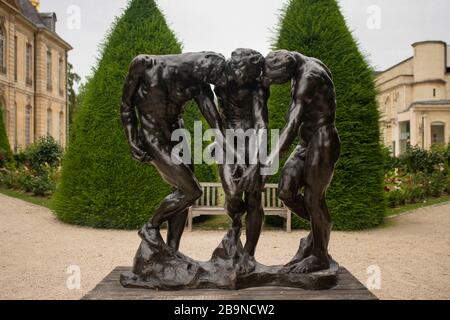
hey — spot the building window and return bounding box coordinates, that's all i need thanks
[47,50,52,91]
[14,36,17,82]
[399,121,411,155]
[0,28,6,74]
[0,99,5,123]
[47,108,52,137]
[26,43,32,86]
[25,105,32,147]
[59,111,64,143]
[5,108,9,137]
[1,103,7,140]
[433,88,436,97]
[431,122,445,146]
[14,103,17,151]
[58,56,64,96]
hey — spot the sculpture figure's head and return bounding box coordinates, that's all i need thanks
[195,52,227,87]
[226,49,265,86]
[263,50,298,86]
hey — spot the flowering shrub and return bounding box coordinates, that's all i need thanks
[384,144,450,208]
[0,138,62,197]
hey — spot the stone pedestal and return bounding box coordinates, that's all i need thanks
[83,266,378,300]
[119,230,339,291]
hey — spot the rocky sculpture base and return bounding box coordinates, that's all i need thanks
[120,229,339,291]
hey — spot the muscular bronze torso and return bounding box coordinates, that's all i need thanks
[293,56,337,146]
[134,55,205,129]
[215,83,258,131]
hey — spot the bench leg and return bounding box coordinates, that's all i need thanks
[286,210,292,233]
[187,207,193,232]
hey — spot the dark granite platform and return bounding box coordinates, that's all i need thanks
[82,266,378,300]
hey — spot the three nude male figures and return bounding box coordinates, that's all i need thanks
[121,48,341,274]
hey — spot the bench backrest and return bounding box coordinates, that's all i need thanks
[195,183,222,207]
[194,183,284,209]
[263,184,284,208]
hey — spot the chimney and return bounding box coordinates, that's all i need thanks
[39,12,57,32]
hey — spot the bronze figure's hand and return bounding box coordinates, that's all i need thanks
[129,142,151,163]
[238,164,262,193]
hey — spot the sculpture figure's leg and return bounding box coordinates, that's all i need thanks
[219,164,246,251]
[244,191,264,257]
[278,145,314,266]
[278,145,309,221]
[237,191,264,274]
[226,196,245,245]
[290,125,340,274]
[166,163,195,251]
[167,207,188,251]
[141,137,202,247]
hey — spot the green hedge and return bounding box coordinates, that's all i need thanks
[0,105,12,165]
[53,0,215,229]
[183,101,218,183]
[270,0,385,230]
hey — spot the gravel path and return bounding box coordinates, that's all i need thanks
[0,193,449,300]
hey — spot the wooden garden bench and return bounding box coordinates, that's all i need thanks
[187,183,292,232]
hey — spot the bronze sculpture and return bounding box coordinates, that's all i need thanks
[121,52,227,251]
[260,50,341,273]
[120,49,341,290]
[214,49,270,273]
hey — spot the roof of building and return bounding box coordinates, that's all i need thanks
[14,0,72,50]
[412,40,447,47]
[18,0,45,27]
[376,57,413,77]
[377,40,449,76]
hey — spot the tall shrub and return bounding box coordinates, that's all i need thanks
[270,0,385,230]
[53,0,214,229]
[0,105,12,166]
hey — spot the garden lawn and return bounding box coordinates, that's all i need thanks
[0,188,52,209]
[386,194,450,217]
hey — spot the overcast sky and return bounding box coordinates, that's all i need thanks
[40,0,450,85]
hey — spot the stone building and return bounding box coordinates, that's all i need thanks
[0,0,71,151]
[376,41,450,156]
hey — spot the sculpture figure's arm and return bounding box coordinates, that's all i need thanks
[239,86,270,192]
[195,84,225,133]
[265,99,302,170]
[253,86,270,132]
[121,56,151,162]
[195,85,245,165]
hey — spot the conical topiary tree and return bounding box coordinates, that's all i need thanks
[0,105,12,165]
[53,0,215,229]
[269,0,385,230]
